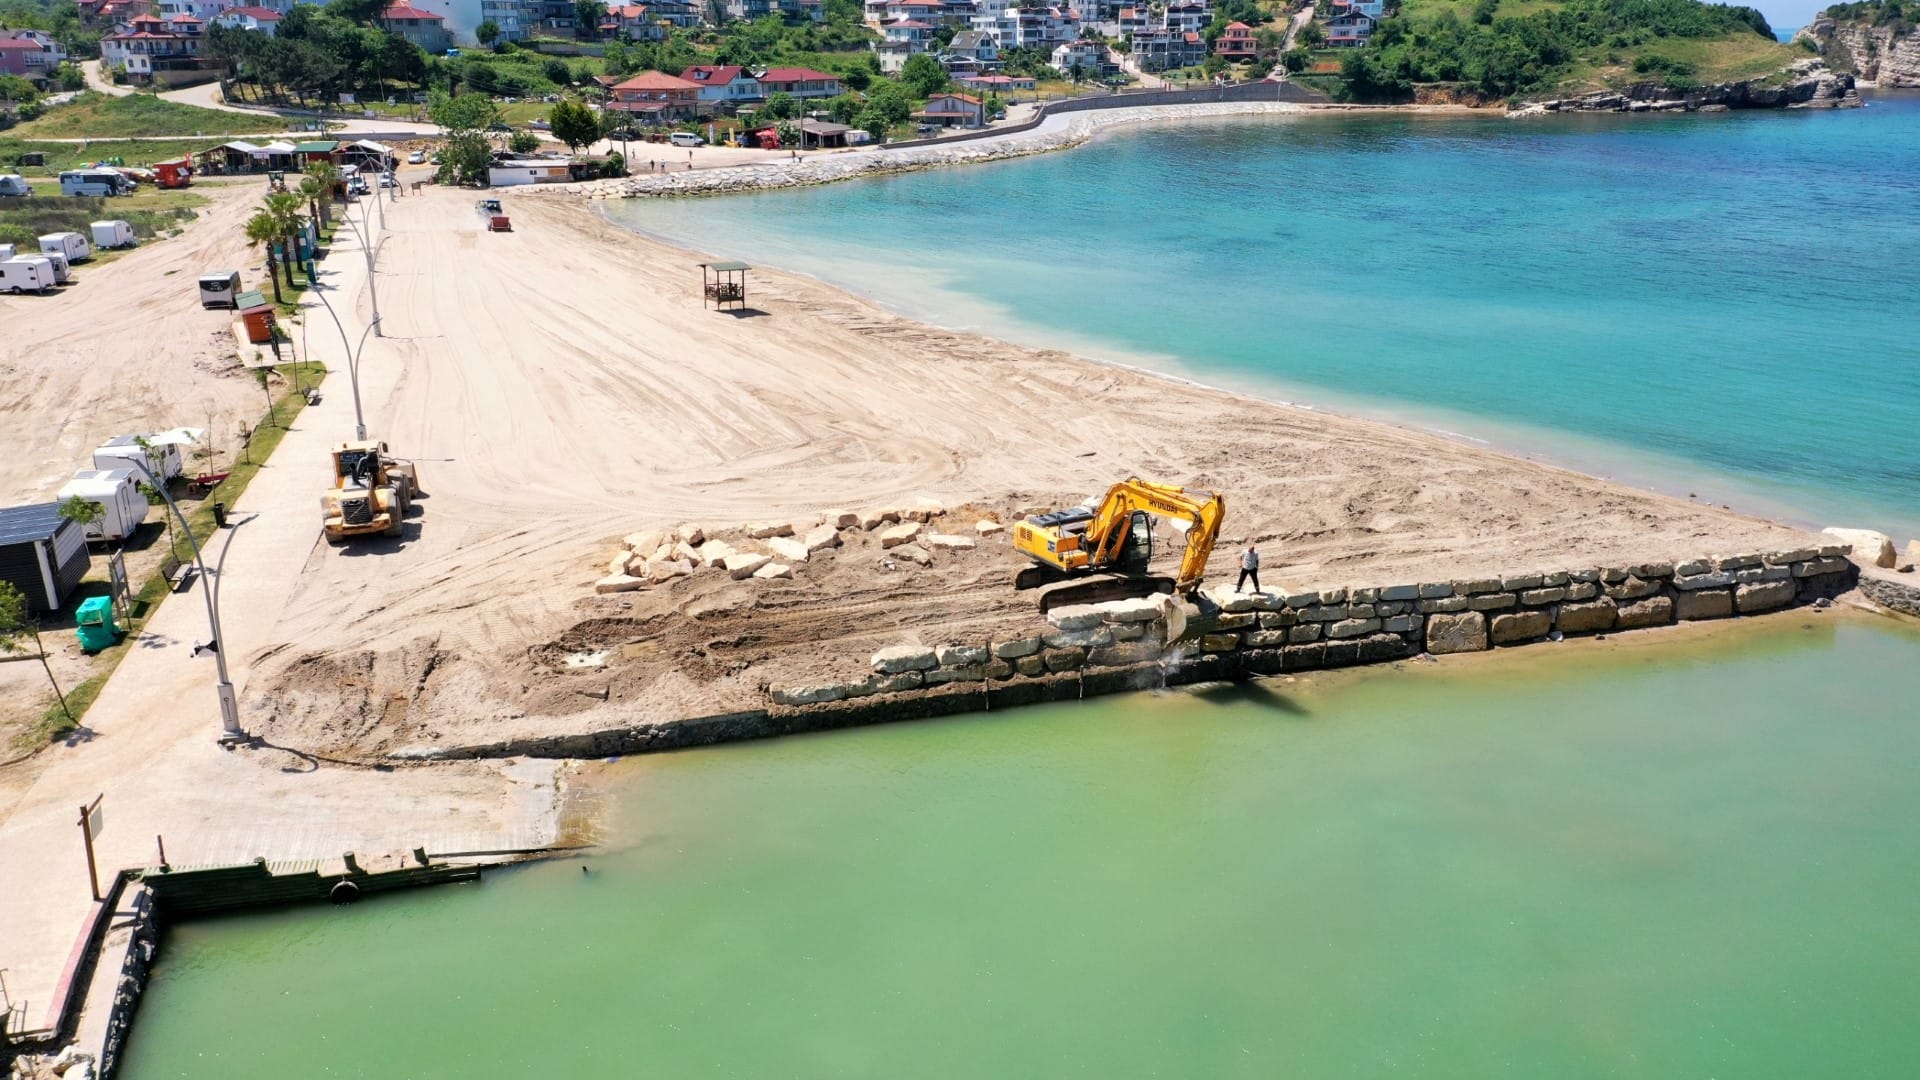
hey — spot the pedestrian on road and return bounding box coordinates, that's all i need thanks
[1236,545,1261,594]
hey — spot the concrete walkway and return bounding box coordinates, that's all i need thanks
[0,195,555,1034]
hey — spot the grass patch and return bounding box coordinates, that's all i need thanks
[1,137,222,174]
[10,91,280,139]
[0,184,208,250]
[9,362,324,755]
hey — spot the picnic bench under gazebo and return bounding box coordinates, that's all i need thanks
[699,261,751,311]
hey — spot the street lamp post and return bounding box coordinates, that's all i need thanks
[125,459,245,744]
[309,281,379,441]
[334,188,383,338]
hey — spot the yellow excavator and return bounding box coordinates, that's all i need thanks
[1012,478,1225,609]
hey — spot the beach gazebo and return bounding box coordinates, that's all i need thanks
[700,261,750,311]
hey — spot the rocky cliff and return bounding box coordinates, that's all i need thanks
[1510,60,1861,114]
[1797,16,1920,86]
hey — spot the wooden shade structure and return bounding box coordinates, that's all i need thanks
[700,261,750,311]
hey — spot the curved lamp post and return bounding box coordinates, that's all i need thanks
[308,281,379,442]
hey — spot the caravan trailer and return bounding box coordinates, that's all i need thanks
[39,232,92,263]
[198,270,241,309]
[36,250,71,284]
[93,434,183,482]
[55,469,150,543]
[0,174,30,197]
[91,220,136,250]
[59,169,130,197]
[0,256,58,294]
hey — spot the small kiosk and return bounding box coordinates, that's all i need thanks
[699,261,750,312]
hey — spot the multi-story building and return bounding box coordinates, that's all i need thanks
[0,29,66,83]
[1213,19,1256,60]
[376,3,453,52]
[1050,37,1105,76]
[100,14,205,82]
[1129,26,1204,70]
[680,63,762,104]
[874,18,936,72]
[1162,0,1209,34]
[212,7,285,35]
[600,3,668,39]
[754,66,840,99]
[605,69,700,122]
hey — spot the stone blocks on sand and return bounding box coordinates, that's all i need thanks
[1675,589,1733,620]
[892,544,934,567]
[766,537,810,563]
[1822,527,1897,568]
[1735,580,1796,613]
[594,574,645,594]
[975,519,1004,535]
[753,562,793,581]
[722,552,770,579]
[1490,610,1551,645]
[1615,596,1674,629]
[879,522,923,548]
[1555,598,1616,634]
[860,509,899,530]
[1046,605,1106,631]
[694,540,734,568]
[937,644,990,667]
[803,525,842,553]
[925,533,975,550]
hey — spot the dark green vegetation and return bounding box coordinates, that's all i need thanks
[1820,0,1913,26]
[208,4,429,107]
[1344,0,1793,100]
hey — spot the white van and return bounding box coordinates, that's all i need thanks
[94,434,184,482]
[0,256,58,294]
[39,232,92,263]
[668,132,704,148]
[198,270,241,309]
[59,169,129,197]
[56,469,150,543]
[0,174,30,197]
[91,220,136,250]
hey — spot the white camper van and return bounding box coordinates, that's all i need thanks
[198,270,241,309]
[0,174,30,197]
[0,256,58,294]
[39,232,92,263]
[93,434,184,482]
[55,469,150,543]
[59,169,129,197]
[91,220,136,250]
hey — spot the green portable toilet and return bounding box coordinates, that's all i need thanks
[75,596,119,652]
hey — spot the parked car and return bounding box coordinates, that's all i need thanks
[668,132,704,148]
[378,172,397,188]
[407,150,426,165]
[487,122,512,133]
[529,120,551,131]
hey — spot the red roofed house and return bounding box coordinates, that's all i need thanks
[754,67,841,100]
[101,15,204,82]
[0,38,43,81]
[681,64,761,105]
[0,30,65,84]
[606,70,699,124]
[377,3,451,53]
[913,91,985,128]
[1214,20,1257,61]
[599,4,666,41]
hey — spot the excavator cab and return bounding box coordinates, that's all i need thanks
[1013,480,1220,610]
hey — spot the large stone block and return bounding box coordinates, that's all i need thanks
[1043,646,1088,671]
[1500,573,1544,591]
[1257,610,1298,629]
[1627,562,1675,579]
[594,573,645,594]
[1358,634,1412,663]
[985,658,1016,680]
[1675,589,1733,620]
[1015,655,1047,677]
[647,558,693,583]
[1243,629,1289,648]
[1469,593,1517,612]
[1322,639,1361,667]
[1381,584,1420,601]
[1555,598,1617,634]
[753,561,793,581]
[1090,641,1163,666]
[1288,624,1322,643]
[1350,588,1379,604]
[694,539,734,568]
[747,521,794,539]
[1604,576,1661,600]
[1112,623,1146,642]
[974,519,1004,535]
[1673,571,1736,591]
[925,533,976,550]
[1212,612,1257,631]
[1201,586,1258,613]
[1425,612,1487,655]
[1328,617,1381,639]
[1715,553,1763,571]
[879,521,923,548]
[1199,634,1240,652]
[824,509,858,530]
[766,536,810,563]
[892,544,934,567]
[1763,548,1817,566]
[1792,556,1850,578]
[1735,565,1790,584]
[1520,587,1566,605]
[1490,610,1551,645]
[723,552,771,579]
[1043,627,1112,649]
[1675,558,1713,577]
[674,524,706,546]
[1283,642,1326,669]
[853,672,922,696]
[1564,582,1598,600]
[623,529,664,558]
[1418,582,1454,599]
[1456,578,1502,595]
[937,644,989,667]
[991,636,1044,659]
[859,509,899,530]
[1615,596,1674,629]
[771,683,847,706]
[1302,605,1346,622]
[871,645,939,674]
[1046,605,1106,631]
[1100,596,1168,623]
[1420,596,1469,614]
[1382,614,1419,633]
[1735,580,1797,613]
[925,665,986,685]
[802,525,842,552]
[1822,526,1897,568]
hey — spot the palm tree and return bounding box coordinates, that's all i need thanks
[303,160,338,228]
[245,211,283,304]
[298,175,324,233]
[260,191,306,290]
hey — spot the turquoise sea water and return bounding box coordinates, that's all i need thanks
[607,94,1920,538]
[122,618,1920,1077]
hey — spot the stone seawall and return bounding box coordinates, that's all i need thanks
[409,546,1859,763]
[538,94,1321,202]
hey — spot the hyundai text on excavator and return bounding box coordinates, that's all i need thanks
[321,440,420,543]
[1011,478,1225,610]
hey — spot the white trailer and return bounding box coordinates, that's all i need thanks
[59,169,129,197]
[36,250,71,284]
[39,232,92,263]
[198,270,240,310]
[0,174,30,197]
[90,220,136,250]
[93,434,183,482]
[0,243,13,259]
[55,469,150,543]
[0,256,58,294]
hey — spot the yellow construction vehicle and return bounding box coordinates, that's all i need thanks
[320,440,420,543]
[1012,478,1225,606]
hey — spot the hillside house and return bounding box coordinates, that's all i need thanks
[376,3,451,52]
[1162,0,1210,33]
[955,71,1035,93]
[913,91,986,127]
[1324,8,1375,46]
[681,64,761,105]
[1214,19,1256,60]
[599,4,667,39]
[606,69,700,123]
[876,18,937,71]
[1050,38,1106,77]
[755,67,841,100]
[1129,27,1205,71]
[0,30,66,84]
[212,6,284,34]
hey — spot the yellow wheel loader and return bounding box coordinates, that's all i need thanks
[320,440,420,543]
[1011,478,1225,611]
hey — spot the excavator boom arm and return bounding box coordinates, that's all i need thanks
[1084,479,1226,592]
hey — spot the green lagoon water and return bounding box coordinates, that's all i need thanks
[123,617,1920,1078]
[608,93,1920,536]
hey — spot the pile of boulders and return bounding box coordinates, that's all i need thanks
[594,502,1004,593]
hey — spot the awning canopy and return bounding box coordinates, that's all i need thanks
[146,426,206,447]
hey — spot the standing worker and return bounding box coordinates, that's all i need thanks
[1236,544,1261,594]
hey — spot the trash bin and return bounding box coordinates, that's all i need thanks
[212,502,227,528]
[75,596,119,653]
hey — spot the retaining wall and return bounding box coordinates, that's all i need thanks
[413,546,1860,762]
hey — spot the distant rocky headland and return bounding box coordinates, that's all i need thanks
[1509,59,1861,114]
[1796,2,1920,86]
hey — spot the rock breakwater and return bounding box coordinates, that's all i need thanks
[1510,59,1861,114]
